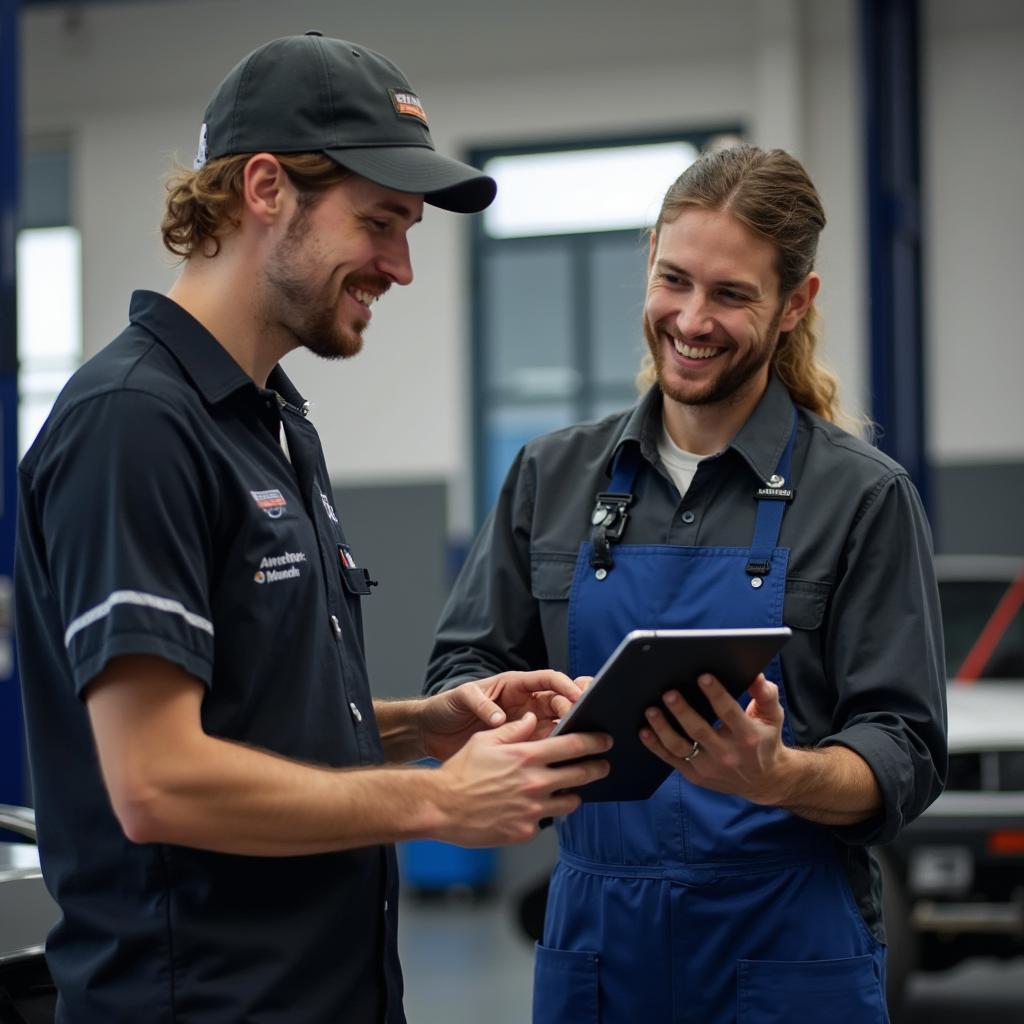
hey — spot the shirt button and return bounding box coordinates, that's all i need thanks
[681,510,696,524]
[384,899,389,913]
[349,701,363,724]
[330,614,342,638]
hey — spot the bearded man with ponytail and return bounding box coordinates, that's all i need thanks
[426,144,947,1024]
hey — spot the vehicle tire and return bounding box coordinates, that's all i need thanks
[878,850,916,1022]
[515,874,549,943]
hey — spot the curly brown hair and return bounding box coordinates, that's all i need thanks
[161,152,351,260]
[638,145,868,436]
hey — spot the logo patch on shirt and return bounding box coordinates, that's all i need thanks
[389,89,428,126]
[755,486,795,502]
[251,489,287,519]
[319,489,339,524]
[254,550,307,584]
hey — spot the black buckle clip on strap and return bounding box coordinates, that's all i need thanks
[589,492,634,571]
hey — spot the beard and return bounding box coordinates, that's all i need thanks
[261,201,384,361]
[643,303,784,408]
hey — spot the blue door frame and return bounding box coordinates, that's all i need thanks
[860,0,930,515]
[1,0,25,807]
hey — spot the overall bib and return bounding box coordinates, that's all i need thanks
[533,414,888,1024]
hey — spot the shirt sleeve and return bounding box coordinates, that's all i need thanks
[424,448,550,693]
[30,389,218,694]
[819,471,948,845]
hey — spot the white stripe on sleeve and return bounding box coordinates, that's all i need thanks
[63,590,214,649]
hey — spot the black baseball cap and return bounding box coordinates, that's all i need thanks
[193,32,495,214]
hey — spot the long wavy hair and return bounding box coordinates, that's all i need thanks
[637,144,866,435]
[161,152,351,260]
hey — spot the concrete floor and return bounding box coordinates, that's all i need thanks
[399,895,535,1024]
[398,896,1024,1024]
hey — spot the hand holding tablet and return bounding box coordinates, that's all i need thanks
[551,627,791,802]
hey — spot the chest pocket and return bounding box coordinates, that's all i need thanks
[530,552,577,600]
[530,552,577,674]
[783,578,831,631]
[339,565,374,596]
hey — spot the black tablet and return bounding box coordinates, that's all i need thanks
[551,627,791,803]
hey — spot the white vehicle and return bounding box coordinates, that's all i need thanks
[0,805,57,1019]
[878,555,1024,1018]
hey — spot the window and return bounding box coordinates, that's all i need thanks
[18,141,81,458]
[471,129,742,522]
[17,226,82,457]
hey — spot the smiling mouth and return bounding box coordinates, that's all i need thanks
[671,337,723,360]
[347,286,382,309]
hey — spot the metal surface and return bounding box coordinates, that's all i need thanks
[0,841,56,960]
[0,804,37,841]
[911,901,1024,936]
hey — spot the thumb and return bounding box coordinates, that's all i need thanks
[746,675,783,723]
[456,681,506,727]
[490,711,538,744]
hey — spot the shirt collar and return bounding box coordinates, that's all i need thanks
[728,372,798,483]
[609,373,796,484]
[605,385,662,478]
[127,290,307,409]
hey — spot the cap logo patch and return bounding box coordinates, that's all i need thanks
[193,122,209,170]
[389,89,428,126]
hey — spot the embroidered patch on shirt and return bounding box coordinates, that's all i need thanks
[319,490,339,524]
[251,489,287,519]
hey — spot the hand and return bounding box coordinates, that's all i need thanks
[420,670,585,761]
[429,712,612,847]
[638,673,795,805]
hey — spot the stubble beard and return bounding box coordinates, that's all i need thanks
[262,202,365,361]
[643,304,784,409]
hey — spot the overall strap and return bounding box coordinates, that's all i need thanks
[589,442,643,572]
[745,408,798,578]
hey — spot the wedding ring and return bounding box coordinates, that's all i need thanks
[682,740,701,762]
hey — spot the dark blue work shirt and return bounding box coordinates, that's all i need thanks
[15,291,405,1023]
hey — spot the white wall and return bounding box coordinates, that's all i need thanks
[924,2,1024,461]
[20,0,1022,535]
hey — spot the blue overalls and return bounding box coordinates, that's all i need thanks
[533,413,889,1024]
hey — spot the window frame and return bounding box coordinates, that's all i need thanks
[468,125,743,525]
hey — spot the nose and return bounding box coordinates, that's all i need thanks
[675,293,713,338]
[376,235,414,287]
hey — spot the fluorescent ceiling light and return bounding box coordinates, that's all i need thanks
[483,141,698,238]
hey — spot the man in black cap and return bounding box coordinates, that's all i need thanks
[14,33,610,1023]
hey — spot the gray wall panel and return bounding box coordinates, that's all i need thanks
[933,461,1024,555]
[333,480,448,701]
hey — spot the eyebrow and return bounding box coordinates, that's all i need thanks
[375,200,423,225]
[654,258,761,296]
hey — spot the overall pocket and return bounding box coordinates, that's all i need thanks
[533,943,600,1024]
[737,954,887,1024]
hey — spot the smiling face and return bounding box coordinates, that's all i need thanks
[644,206,806,415]
[261,175,423,360]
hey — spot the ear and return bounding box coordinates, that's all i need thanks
[778,272,821,332]
[647,229,658,274]
[240,154,293,227]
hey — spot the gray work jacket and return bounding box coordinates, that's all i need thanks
[426,374,947,940]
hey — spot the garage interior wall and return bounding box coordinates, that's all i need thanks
[16,0,1024,708]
